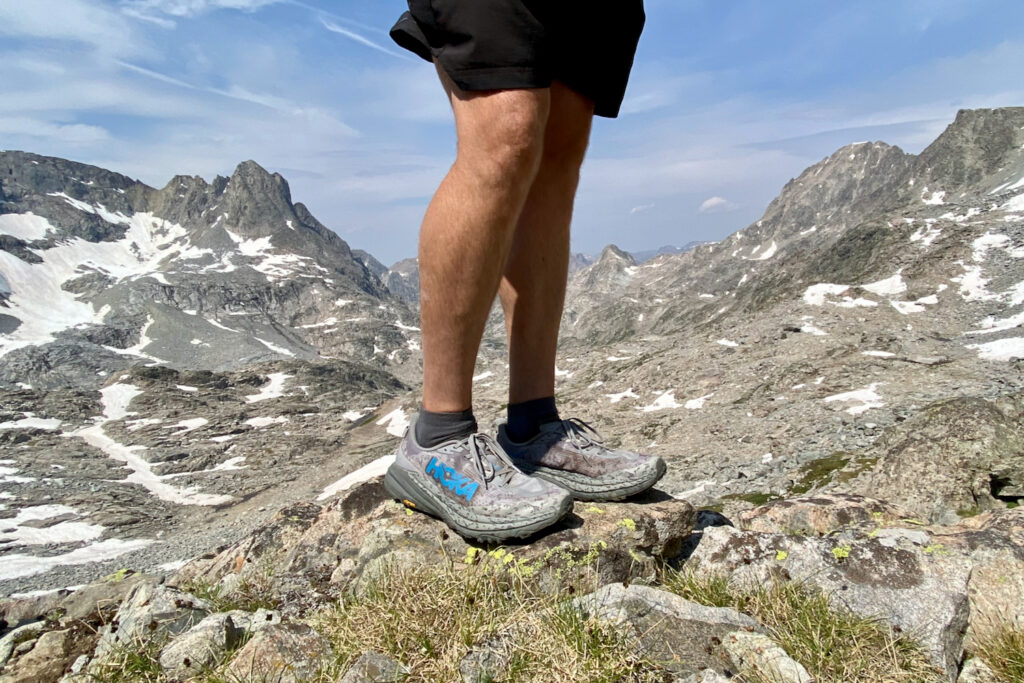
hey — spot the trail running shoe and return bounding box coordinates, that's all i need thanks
[496,417,666,501]
[384,415,572,543]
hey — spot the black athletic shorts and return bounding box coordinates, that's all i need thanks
[390,0,645,118]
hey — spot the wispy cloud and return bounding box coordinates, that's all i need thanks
[630,203,655,214]
[120,0,283,18]
[0,0,143,57]
[698,196,739,214]
[319,18,409,60]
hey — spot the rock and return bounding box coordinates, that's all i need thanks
[158,613,240,677]
[957,657,1000,683]
[225,608,282,634]
[459,637,510,683]
[0,591,67,634]
[338,651,409,682]
[848,395,1024,524]
[678,671,731,683]
[223,623,333,683]
[687,524,970,680]
[181,480,697,612]
[739,494,908,536]
[571,583,761,677]
[925,508,1024,644]
[722,631,812,683]
[56,572,160,623]
[92,584,211,661]
[0,622,45,668]
[0,628,72,682]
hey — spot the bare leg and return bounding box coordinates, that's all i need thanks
[419,69,551,413]
[500,82,595,405]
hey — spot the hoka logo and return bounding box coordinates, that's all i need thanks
[425,457,479,502]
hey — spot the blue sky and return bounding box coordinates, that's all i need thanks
[1,0,1023,264]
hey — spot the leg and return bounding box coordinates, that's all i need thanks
[500,81,594,405]
[419,68,550,413]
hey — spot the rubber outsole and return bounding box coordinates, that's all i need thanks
[521,457,667,501]
[383,465,572,543]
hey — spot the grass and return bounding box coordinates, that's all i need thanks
[974,625,1024,682]
[309,560,663,682]
[182,564,279,613]
[663,570,943,683]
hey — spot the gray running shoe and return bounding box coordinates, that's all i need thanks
[497,417,666,501]
[384,416,572,542]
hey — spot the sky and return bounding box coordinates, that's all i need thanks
[1,1,1023,265]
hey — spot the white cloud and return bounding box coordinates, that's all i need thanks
[630,203,655,214]
[120,0,283,17]
[0,0,143,57]
[0,117,110,145]
[699,196,738,214]
[319,18,409,60]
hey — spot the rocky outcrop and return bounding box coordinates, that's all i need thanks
[173,479,697,614]
[847,393,1024,524]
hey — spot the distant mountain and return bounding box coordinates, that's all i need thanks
[0,153,421,389]
[561,107,1024,347]
[630,242,707,263]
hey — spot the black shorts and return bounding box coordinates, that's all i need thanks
[390,0,645,118]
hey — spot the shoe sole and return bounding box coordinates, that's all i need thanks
[384,464,572,543]
[521,457,667,501]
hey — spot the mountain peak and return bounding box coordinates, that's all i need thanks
[913,106,1024,192]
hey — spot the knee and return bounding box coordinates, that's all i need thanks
[455,97,548,190]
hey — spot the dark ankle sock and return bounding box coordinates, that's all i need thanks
[506,396,560,442]
[415,407,477,448]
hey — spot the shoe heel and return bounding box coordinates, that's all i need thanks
[384,466,439,518]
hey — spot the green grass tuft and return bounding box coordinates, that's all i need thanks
[664,569,942,683]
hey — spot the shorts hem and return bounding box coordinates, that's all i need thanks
[440,64,553,93]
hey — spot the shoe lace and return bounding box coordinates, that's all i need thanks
[468,433,519,489]
[560,417,606,451]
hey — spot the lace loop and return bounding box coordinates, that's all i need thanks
[468,433,519,489]
[560,417,605,451]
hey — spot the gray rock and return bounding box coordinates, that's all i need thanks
[339,651,409,682]
[722,631,813,683]
[572,583,761,677]
[957,657,1000,683]
[849,396,1024,524]
[0,622,45,668]
[225,607,281,634]
[92,584,211,661]
[0,628,72,683]
[158,613,240,676]
[56,572,160,623]
[223,622,333,683]
[687,525,970,680]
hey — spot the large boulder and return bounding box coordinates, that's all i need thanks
[687,524,970,680]
[571,583,762,678]
[91,584,211,662]
[222,622,333,683]
[846,394,1024,524]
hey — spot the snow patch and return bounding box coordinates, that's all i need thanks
[0,213,54,240]
[966,337,1024,361]
[685,393,714,410]
[824,383,885,415]
[606,389,638,404]
[641,391,681,412]
[376,409,409,437]
[245,416,289,428]
[245,372,292,403]
[716,339,739,347]
[317,454,395,501]
[255,337,295,357]
[0,538,154,582]
[0,416,62,430]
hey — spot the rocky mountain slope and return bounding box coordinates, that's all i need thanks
[0,108,1022,681]
[0,153,422,390]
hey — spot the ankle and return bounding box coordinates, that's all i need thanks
[415,407,477,448]
[505,396,559,442]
